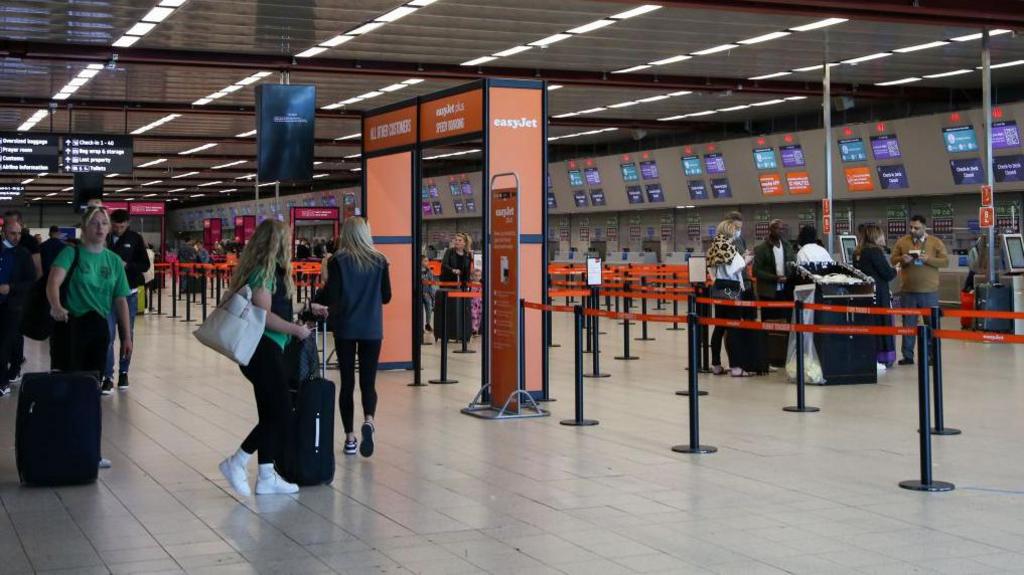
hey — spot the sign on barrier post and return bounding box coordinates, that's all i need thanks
[900,324,954,492]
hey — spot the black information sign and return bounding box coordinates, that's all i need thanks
[62,135,134,173]
[1,133,60,173]
[0,184,25,200]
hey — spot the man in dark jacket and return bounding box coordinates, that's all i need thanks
[2,210,39,385]
[752,220,795,320]
[0,218,37,395]
[103,209,150,393]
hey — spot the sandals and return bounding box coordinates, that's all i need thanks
[711,365,727,376]
[730,368,755,378]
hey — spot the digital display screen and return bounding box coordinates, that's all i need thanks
[994,155,1024,183]
[950,158,985,185]
[704,153,727,174]
[460,180,472,196]
[681,155,702,176]
[568,169,584,187]
[62,135,134,174]
[620,162,639,182]
[711,178,732,198]
[453,199,464,214]
[422,201,433,216]
[687,180,707,200]
[546,193,557,209]
[993,121,1021,149]
[753,147,777,170]
[1005,235,1024,271]
[645,184,664,203]
[431,201,442,215]
[786,172,812,194]
[584,167,601,186]
[944,125,979,153]
[876,164,910,189]
[573,190,588,207]
[256,84,315,182]
[626,185,644,204]
[465,199,476,212]
[449,181,460,196]
[838,138,868,162]
[845,166,874,192]
[640,160,659,180]
[589,189,606,206]
[780,145,805,168]
[426,184,438,198]
[421,186,430,199]
[0,133,60,173]
[758,173,783,196]
[870,134,901,160]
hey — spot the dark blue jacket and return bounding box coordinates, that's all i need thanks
[317,252,391,340]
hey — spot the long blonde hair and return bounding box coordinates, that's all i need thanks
[229,219,294,297]
[337,217,385,271]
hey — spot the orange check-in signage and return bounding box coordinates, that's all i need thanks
[363,105,417,153]
[759,173,784,197]
[981,184,993,207]
[786,171,813,195]
[419,89,484,143]
[844,166,874,192]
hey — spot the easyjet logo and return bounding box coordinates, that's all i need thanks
[495,207,515,218]
[493,117,538,130]
[435,102,466,118]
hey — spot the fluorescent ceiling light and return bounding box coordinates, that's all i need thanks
[749,71,791,80]
[87,63,104,70]
[52,93,71,101]
[179,143,217,155]
[923,69,973,79]
[552,112,579,118]
[567,19,615,34]
[349,22,385,35]
[547,85,563,92]
[610,5,661,19]
[357,90,384,99]
[20,179,34,185]
[335,133,360,140]
[112,35,140,48]
[197,181,222,187]
[192,97,212,106]
[78,69,99,79]
[137,158,166,167]
[142,7,175,22]
[408,0,437,5]
[753,99,786,106]
[126,22,157,36]
[612,65,650,74]
[296,46,327,58]
[792,63,838,72]
[403,78,424,85]
[143,193,156,198]
[842,52,891,65]
[493,45,532,57]
[257,181,278,187]
[951,29,1010,42]
[876,77,921,86]
[657,115,686,121]
[691,44,737,56]
[236,129,256,137]
[171,171,199,179]
[344,153,362,159]
[61,186,74,191]
[649,55,691,66]
[530,34,571,47]
[314,161,324,165]
[235,174,257,180]
[380,83,408,92]
[320,34,354,47]
[578,107,606,114]
[212,160,246,169]
[189,194,204,198]
[219,188,237,193]
[668,90,692,97]
[989,59,1024,69]
[220,84,243,94]
[790,18,848,32]
[376,6,417,22]
[894,40,949,53]
[106,173,119,178]
[168,188,185,193]
[322,103,343,110]
[718,105,751,112]
[685,110,717,117]
[461,56,497,66]
[738,31,790,45]
[785,95,807,101]
[159,0,188,6]
[313,174,329,179]
[608,101,639,109]
[141,180,163,187]
[115,187,132,192]
[637,94,670,103]
[45,192,57,197]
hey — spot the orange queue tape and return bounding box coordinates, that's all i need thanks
[943,308,1024,320]
[549,289,591,298]
[696,297,795,309]
[804,303,929,317]
[423,280,462,288]
[523,301,577,314]
[598,290,693,302]
[445,291,481,300]
[934,329,1024,344]
[699,316,916,337]
[584,308,688,324]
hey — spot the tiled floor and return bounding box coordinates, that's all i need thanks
[2,294,1024,574]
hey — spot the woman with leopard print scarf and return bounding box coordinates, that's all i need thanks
[707,220,758,377]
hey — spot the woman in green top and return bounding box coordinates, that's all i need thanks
[218,220,310,497]
[48,206,133,376]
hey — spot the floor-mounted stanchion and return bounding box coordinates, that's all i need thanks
[677,294,707,397]
[784,300,819,413]
[453,294,475,355]
[900,324,955,492]
[169,265,179,319]
[429,291,458,385]
[615,296,639,360]
[562,305,599,427]
[181,269,194,323]
[546,295,560,348]
[583,292,593,354]
[699,285,711,373]
[672,309,716,455]
[654,274,665,311]
[929,306,960,435]
[667,273,684,331]
[635,279,656,341]
[584,287,610,379]
[155,269,164,316]
[200,268,208,322]
[215,267,222,304]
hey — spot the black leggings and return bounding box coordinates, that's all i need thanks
[240,336,290,464]
[336,338,381,434]
[51,311,109,374]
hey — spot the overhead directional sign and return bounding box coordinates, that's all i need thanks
[0,133,60,173]
[62,135,134,173]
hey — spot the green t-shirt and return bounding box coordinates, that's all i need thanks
[53,246,131,318]
[247,270,290,351]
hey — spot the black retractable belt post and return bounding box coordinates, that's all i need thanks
[215,267,222,303]
[784,300,819,413]
[546,294,559,348]
[585,286,610,378]
[900,324,955,492]
[615,293,639,360]
[182,269,194,323]
[453,294,475,354]
[677,293,708,396]
[667,272,684,331]
[562,305,599,426]
[929,306,960,435]
[201,268,208,321]
[672,309,716,454]
[699,285,711,373]
[584,291,593,354]
[636,276,656,341]
[429,291,458,384]
[655,272,665,311]
[156,268,163,316]
[169,266,178,318]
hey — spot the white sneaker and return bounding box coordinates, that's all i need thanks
[876,362,887,374]
[219,456,251,497]
[98,458,112,469]
[255,470,299,495]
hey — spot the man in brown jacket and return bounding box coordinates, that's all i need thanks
[890,214,948,365]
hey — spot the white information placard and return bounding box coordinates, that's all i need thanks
[586,257,602,286]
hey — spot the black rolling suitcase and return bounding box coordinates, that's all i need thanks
[975,283,1013,333]
[16,372,101,486]
[278,322,335,486]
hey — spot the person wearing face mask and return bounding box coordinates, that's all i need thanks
[890,215,948,365]
[753,220,795,321]
[707,219,758,377]
[0,218,37,396]
[102,210,150,394]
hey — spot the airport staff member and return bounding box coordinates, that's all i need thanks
[890,215,948,366]
[752,219,794,320]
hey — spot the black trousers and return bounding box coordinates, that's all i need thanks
[336,338,381,434]
[240,336,290,464]
[0,304,23,380]
[51,312,109,374]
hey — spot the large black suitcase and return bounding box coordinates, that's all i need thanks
[278,322,335,486]
[975,283,1013,333]
[16,372,101,486]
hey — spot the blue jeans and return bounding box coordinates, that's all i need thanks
[105,291,138,379]
[899,291,938,361]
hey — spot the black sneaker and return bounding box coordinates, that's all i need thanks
[0,384,10,397]
[344,438,357,455]
[101,378,114,395]
[117,373,129,391]
[360,422,375,458]
[8,369,22,385]
[898,358,914,366]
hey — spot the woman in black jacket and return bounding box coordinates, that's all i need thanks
[853,224,898,367]
[435,233,472,342]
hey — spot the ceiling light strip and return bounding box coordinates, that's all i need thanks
[112,0,185,49]
[296,1,440,59]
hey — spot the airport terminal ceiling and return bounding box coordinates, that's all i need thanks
[1,0,1024,207]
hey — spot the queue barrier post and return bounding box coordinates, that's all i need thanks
[561,305,599,427]
[698,285,711,373]
[169,264,179,319]
[200,266,208,322]
[584,292,593,354]
[429,291,458,385]
[615,295,639,361]
[453,294,475,355]
[784,300,819,413]
[155,267,164,316]
[584,287,610,379]
[900,324,955,492]
[215,266,222,304]
[929,306,960,436]
[546,295,560,348]
[181,267,194,324]
[677,293,708,397]
[667,273,684,331]
[635,277,656,342]
[654,274,665,311]
[672,309,716,455]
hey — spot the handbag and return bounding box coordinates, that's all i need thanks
[192,285,267,366]
[21,246,80,341]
